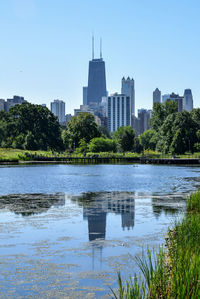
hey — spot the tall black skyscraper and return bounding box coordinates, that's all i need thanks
[87,37,107,106]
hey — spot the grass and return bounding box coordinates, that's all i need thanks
[112,191,200,298]
[0,148,200,162]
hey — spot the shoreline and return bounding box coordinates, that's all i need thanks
[1,157,200,165]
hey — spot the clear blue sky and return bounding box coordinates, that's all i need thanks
[0,0,200,115]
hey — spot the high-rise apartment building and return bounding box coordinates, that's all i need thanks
[50,99,65,124]
[183,89,193,112]
[121,77,135,116]
[107,93,131,132]
[153,88,161,105]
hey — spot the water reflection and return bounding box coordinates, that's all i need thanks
[72,192,135,242]
[151,196,186,218]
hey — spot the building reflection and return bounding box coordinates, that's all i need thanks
[72,192,135,243]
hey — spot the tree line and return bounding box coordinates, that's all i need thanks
[0,101,200,154]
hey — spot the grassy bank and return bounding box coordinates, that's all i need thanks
[1,148,200,162]
[113,191,200,298]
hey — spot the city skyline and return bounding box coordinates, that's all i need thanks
[0,0,200,114]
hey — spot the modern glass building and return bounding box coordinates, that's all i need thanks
[87,58,107,106]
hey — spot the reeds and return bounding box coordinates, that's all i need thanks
[112,191,200,298]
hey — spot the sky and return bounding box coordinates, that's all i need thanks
[0,0,200,115]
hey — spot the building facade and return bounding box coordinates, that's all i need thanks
[137,109,151,135]
[121,77,135,116]
[107,93,131,132]
[50,99,65,124]
[153,88,161,105]
[87,58,107,106]
[183,89,193,112]
[0,99,5,111]
[83,86,88,105]
[162,94,171,103]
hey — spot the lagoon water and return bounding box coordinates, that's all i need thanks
[0,164,200,298]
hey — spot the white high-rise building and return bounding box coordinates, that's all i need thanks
[107,93,131,132]
[121,77,135,116]
[50,99,66,124]
[183,89,193,112]
[153,88,161,105]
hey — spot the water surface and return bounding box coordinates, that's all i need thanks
[0,164,199,298]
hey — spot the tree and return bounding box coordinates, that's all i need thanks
[62,113,101,149]
[0,103,63,151]
[139,129,157,150]
[150,101,178,131]
[157,111,198,154]
[88,137,117,152]
[170,111,198,154]
[114,126,135,152]
[156,113,177,153]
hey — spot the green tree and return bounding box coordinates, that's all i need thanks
[139,129,157,150]
[63,113,101,149]
[88,137,117,152]
[114,126,135,152]
[150,101,178,131]
[0,103,63,150]
[170,111,198,154]
[156,113,177,153]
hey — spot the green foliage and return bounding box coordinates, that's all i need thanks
[156,111,198,154]
[88,137,117,152]
[113,191,200,298]
[114,126,135,152]
[0,103,63,151]
[62,113,101,149]
[150,101,178,132]
[139,130,157,151]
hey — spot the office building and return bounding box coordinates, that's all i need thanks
[153,88,161,105]
[50,99,65,124]
[137,109,151,134]
[162,94,171,103]
[83,86,88,105]
[121,77,135,116]
[169,93,183,112]
[4,95,26,112]
[0,99,5,111]
[107,93,131,132]
[87,37,107,106]
[183,89,193,112]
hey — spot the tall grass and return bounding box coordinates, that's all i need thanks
[113,191,200,298]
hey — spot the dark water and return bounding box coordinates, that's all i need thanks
[0,164,200,298]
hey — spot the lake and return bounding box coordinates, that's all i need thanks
[0,164,200,298]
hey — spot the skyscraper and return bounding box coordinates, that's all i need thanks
[183,89,193,112]
[121,77,135,116]
[153,88,161,105]
[83,86,88,105]
[50,99,65,124]
[87,37,107,106]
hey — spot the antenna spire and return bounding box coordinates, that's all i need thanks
[92,34,94,60]
[100,37,102,59]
